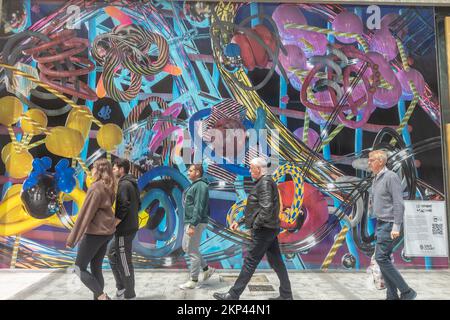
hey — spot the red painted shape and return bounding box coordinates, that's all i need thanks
[231,24,277,70]
[277,181,329,244]
[232,34,256,70]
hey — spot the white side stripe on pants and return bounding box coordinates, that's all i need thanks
[119,236,130,277]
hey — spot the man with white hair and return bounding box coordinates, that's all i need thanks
[213,157,293,300]
[368,149,416,300]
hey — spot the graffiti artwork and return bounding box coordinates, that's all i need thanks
[0,1,446,270]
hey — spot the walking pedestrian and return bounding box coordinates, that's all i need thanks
[108,158,141,300]
[368,149,417,300]
[66,158,117,300]
[213,157,293,300]
[179,164,215,290]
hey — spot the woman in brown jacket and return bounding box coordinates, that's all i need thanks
[66,158,117,300]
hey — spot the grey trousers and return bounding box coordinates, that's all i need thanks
[182,223,208,281]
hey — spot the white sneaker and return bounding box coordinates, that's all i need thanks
[202,267,216,282]
[114,289,126,300]
[179,280,199,290]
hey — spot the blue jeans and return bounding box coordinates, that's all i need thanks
[375,220,410,299]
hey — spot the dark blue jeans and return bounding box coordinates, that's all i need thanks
[375,220,410,299]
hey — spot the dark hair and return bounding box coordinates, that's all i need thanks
[114,158,130,174]
[190,164,203,176]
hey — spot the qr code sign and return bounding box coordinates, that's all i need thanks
[432,223,443,235]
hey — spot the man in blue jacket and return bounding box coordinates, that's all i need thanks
[368,150,416,300]
[179,164,215,290]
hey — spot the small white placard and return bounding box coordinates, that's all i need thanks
[404,200,449,257]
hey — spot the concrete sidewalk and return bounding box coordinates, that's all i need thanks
[1,269,450,300]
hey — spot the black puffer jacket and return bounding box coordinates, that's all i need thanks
[115,174,141,236]
[243,175,280,230]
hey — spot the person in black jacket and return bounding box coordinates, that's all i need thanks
[213,157,293,300]
[108,158,141,300]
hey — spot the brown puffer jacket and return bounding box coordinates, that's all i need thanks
[66,181,116,248]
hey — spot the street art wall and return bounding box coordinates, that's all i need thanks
[0,1,446,270]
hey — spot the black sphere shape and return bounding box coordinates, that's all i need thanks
[21,174,60,219]
[341,253,356,269]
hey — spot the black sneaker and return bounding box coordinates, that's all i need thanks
[400,288,417,300]
[213,292,237,300]
[268,296,293,300]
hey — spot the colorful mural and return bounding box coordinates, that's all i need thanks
[0,1,446,270]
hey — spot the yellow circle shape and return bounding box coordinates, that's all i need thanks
[20,109,48,135]
[97,123,123,151]
[1,142,14,164]
[45,126,84,158]
[0,96,23,126]
[5,149,33,179]
[66,106,93,140]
